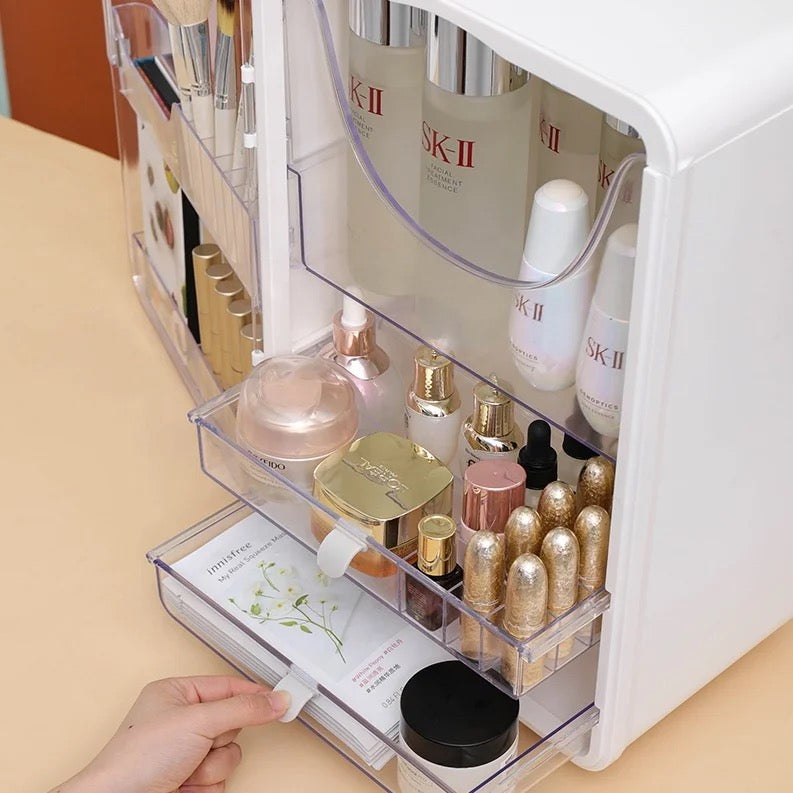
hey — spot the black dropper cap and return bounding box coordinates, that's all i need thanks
[518,420,558,490]
[562,433,597,461]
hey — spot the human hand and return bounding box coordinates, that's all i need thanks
[51,676,290,793]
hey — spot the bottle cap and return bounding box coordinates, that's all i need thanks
[522,180,590,277]
[463,460,526,533]
[518,420,558,489]
[562,433,596,461]
[411,346,456,401]
[417,514,457,577]
[426,15,528,96]
[226,298,252,374]
[593,223,637,321]
[605,114,641,139]
[350,0,425,47]
[471,377,514,438]
[332,296,376,357]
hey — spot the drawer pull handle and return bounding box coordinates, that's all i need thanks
[317,525,368,578]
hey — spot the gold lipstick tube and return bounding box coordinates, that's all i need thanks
[460,531,504,662]
[540,527,579,659]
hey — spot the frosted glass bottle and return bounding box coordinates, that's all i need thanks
[536,82,602,218]
[416,16,533,349]
[576,223,638,438]
[595,115,645,229]
[347,2,425,297]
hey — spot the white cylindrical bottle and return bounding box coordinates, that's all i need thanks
[405,346,462,466]
[320,292,404,436]
[595,115,645,228]
[348,1,425,296]
[576,223,638,438]
[535,81,603,216]
[509,179,593,391]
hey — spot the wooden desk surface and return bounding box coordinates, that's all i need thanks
[1,116,790,792]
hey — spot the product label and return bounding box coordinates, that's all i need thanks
[576,306,629,437]
[241,452,323,494]
[460,440,519,470]
[349,72,385,143]
[538,113,561,154]
[421,121,476,168]
[597,158,639,205]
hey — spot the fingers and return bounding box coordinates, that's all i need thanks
[172,675,271,705]
[191,690,291,738]
[211,728,241,749]
[182,743,242,786]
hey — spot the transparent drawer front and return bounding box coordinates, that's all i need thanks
[189,388,610,699]
[285,0,645,458]
[148,502,599,792]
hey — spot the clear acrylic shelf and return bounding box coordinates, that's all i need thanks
[188,386,611,699]
[148,502,600,792]
[284,0,647,460]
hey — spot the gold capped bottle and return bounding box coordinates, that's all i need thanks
[536,82,603,215]
[347,1,425,296]
[596,115,645,228]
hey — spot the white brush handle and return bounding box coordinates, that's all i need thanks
[181,21,214,140]
[167,24,193,121]
[192,93,215,142]
[214,106,237,158]
[232,103,245,170]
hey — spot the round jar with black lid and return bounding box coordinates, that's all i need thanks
[398,660,520,793]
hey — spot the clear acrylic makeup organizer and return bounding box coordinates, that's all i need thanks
[105,0,793,787]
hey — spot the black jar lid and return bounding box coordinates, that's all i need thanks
[400,661,519,768]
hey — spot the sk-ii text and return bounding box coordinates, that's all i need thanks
[514,292,545,322]
[539,116,561,153]
[421,121,475,168]
[584,337,625,370]
[350,74,383,116]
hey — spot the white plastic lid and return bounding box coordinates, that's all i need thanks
[522,180,590,277]
[593,223,638,320]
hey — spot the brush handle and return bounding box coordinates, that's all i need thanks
[214,107,237,158]
[181,21,214,140]
[232,102,245,170]
[167,24,193,121]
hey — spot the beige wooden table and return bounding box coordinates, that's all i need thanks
[1,117,790,791]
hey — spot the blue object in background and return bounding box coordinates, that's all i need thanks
[0,20,9,117]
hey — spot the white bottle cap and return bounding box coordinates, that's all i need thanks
[593,223,638,321]
[522,180,590,277]
[341,289,368,330]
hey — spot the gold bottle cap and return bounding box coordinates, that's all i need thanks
[418,515,457,577]
[502,553,548,639]
[573,506,611,598]
[215,276,243,301]
[205,261,233,283]
[576,456,616,514]
[462,531,504,612]
[540,527,580,615]
[411,346,456,402]
[227,298,252,373]
[537,481,576,531]
[471,378,514,438]
[505,506,544,570]
[191,244,222,321]
[192,243,222,265]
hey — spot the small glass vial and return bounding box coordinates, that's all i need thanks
[459,377,521,471]
[595,115,645,228]
[405,515,463,631]
[558,433,597,487]
[535,81,602,216]
[348,2,426,296]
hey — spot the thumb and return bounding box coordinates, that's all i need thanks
[189,690,291,738]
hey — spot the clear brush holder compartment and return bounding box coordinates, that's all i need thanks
[188,383,611,699]
[104,0,261,400]
[148,501,600,792]
[286,0,647,458]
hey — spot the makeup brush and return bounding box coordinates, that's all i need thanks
[153,0,214,141]
[214,0,239,158]
[155,4,194,121]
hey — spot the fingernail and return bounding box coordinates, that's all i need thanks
[267,690,291,715]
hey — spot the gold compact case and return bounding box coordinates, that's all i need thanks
[312,432,454,578]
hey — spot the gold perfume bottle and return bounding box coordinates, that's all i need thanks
[459,379,521,471]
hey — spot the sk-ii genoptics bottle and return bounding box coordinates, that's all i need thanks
[509,179,593,391]
[535,81,602,218]
[348,1,425,296]
[595,115,645,229]
[576,223,638,438]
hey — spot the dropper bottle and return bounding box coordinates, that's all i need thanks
[321,292,403,435]
[517,419,558,508]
